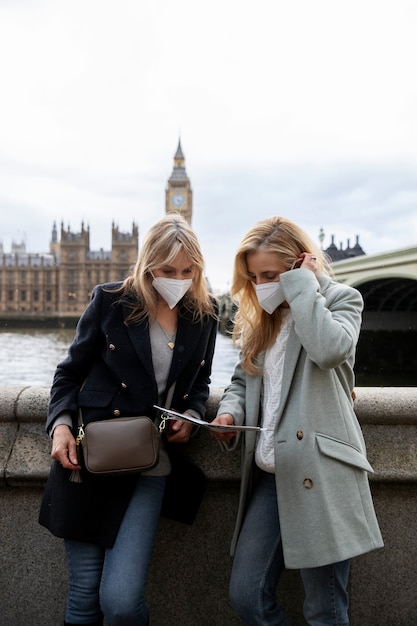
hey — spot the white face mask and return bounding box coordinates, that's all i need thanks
[255,281,286,314]
[152,277,193,309]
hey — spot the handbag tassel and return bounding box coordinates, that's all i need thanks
[69,469,82,483]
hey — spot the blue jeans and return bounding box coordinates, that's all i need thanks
[64,475,166,626]
[229,472,350,625]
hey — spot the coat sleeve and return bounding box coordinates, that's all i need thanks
[280,269,363,370]
[216,357,247,425]
[210,358,246,452]
[46,286,105,431]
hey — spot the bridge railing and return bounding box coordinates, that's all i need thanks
[1,385,417,625]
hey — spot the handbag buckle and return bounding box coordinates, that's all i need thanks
[158,413,169,433]
[75,424,85,445]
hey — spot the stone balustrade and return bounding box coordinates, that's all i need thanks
[1,385,417,625]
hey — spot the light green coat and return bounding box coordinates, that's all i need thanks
[218,269,384,569]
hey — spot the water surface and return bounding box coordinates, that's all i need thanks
[0,328,238,388]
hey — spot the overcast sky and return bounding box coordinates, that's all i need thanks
[1,0,416,293]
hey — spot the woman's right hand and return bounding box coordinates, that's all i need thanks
[210,413,237,442]
[51,425,81,470]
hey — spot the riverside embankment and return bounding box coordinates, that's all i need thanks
[1,385,417,625]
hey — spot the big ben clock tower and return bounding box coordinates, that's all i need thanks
[165,139,193,224]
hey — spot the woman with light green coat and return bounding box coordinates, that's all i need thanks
[211,217,383,626]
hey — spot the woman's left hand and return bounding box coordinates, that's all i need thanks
[165,417,195,443]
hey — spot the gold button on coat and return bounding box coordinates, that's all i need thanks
[121,382,127,389]
[303,478,313,489]
[109,343,116,351]
[296,430,304,440]
[113,409,121,417]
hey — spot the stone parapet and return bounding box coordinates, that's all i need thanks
[2,385,417,487]
[0,385,50,488]
[1,385,417,625]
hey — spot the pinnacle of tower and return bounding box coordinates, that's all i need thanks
[175,138,184,159]
[169,138,188,182]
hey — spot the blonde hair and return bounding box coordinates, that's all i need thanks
[231,216,330,374]
[118,213,216,324]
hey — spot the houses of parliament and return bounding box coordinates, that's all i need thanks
[1,139,365,321]
[0,140,193,320]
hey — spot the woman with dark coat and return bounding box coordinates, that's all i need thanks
[39,214,218,626]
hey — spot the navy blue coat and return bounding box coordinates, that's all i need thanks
[39,283,218,546]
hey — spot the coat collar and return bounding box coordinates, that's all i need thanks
[277,274,331,416]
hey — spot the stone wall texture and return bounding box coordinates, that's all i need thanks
[1,385,417,625]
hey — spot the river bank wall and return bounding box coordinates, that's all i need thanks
[1,385,417,625]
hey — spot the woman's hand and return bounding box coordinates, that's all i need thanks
[210,413,237,442]
[294,252,318,273]
[51,424,81,470]
[165,417,195,444]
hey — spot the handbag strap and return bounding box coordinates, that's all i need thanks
[165,381,176,409]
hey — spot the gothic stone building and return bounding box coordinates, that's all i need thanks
[0,140,192,319]
[0,222,139,318]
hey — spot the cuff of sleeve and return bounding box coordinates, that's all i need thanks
[280,268,319,302]
[184,408,201,420]
[49,413,73,438]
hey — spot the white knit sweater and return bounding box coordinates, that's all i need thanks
[255,308,293,473]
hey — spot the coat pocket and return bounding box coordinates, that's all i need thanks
[316,432,374,473]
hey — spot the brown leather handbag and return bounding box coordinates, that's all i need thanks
[70,383,174,482]
[78,415,161,476]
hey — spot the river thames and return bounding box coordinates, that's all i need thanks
[0,328,239,388]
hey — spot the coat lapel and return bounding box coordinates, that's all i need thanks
[122,308,154,379]
[277,326,302,419]
[122,304,205,392]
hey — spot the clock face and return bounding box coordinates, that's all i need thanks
[172,193,185,208]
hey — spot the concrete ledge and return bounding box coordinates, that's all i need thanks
[0,384,50,422]
[354,386,417,424]
[2,386,417,487]
[1,385,417,625]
